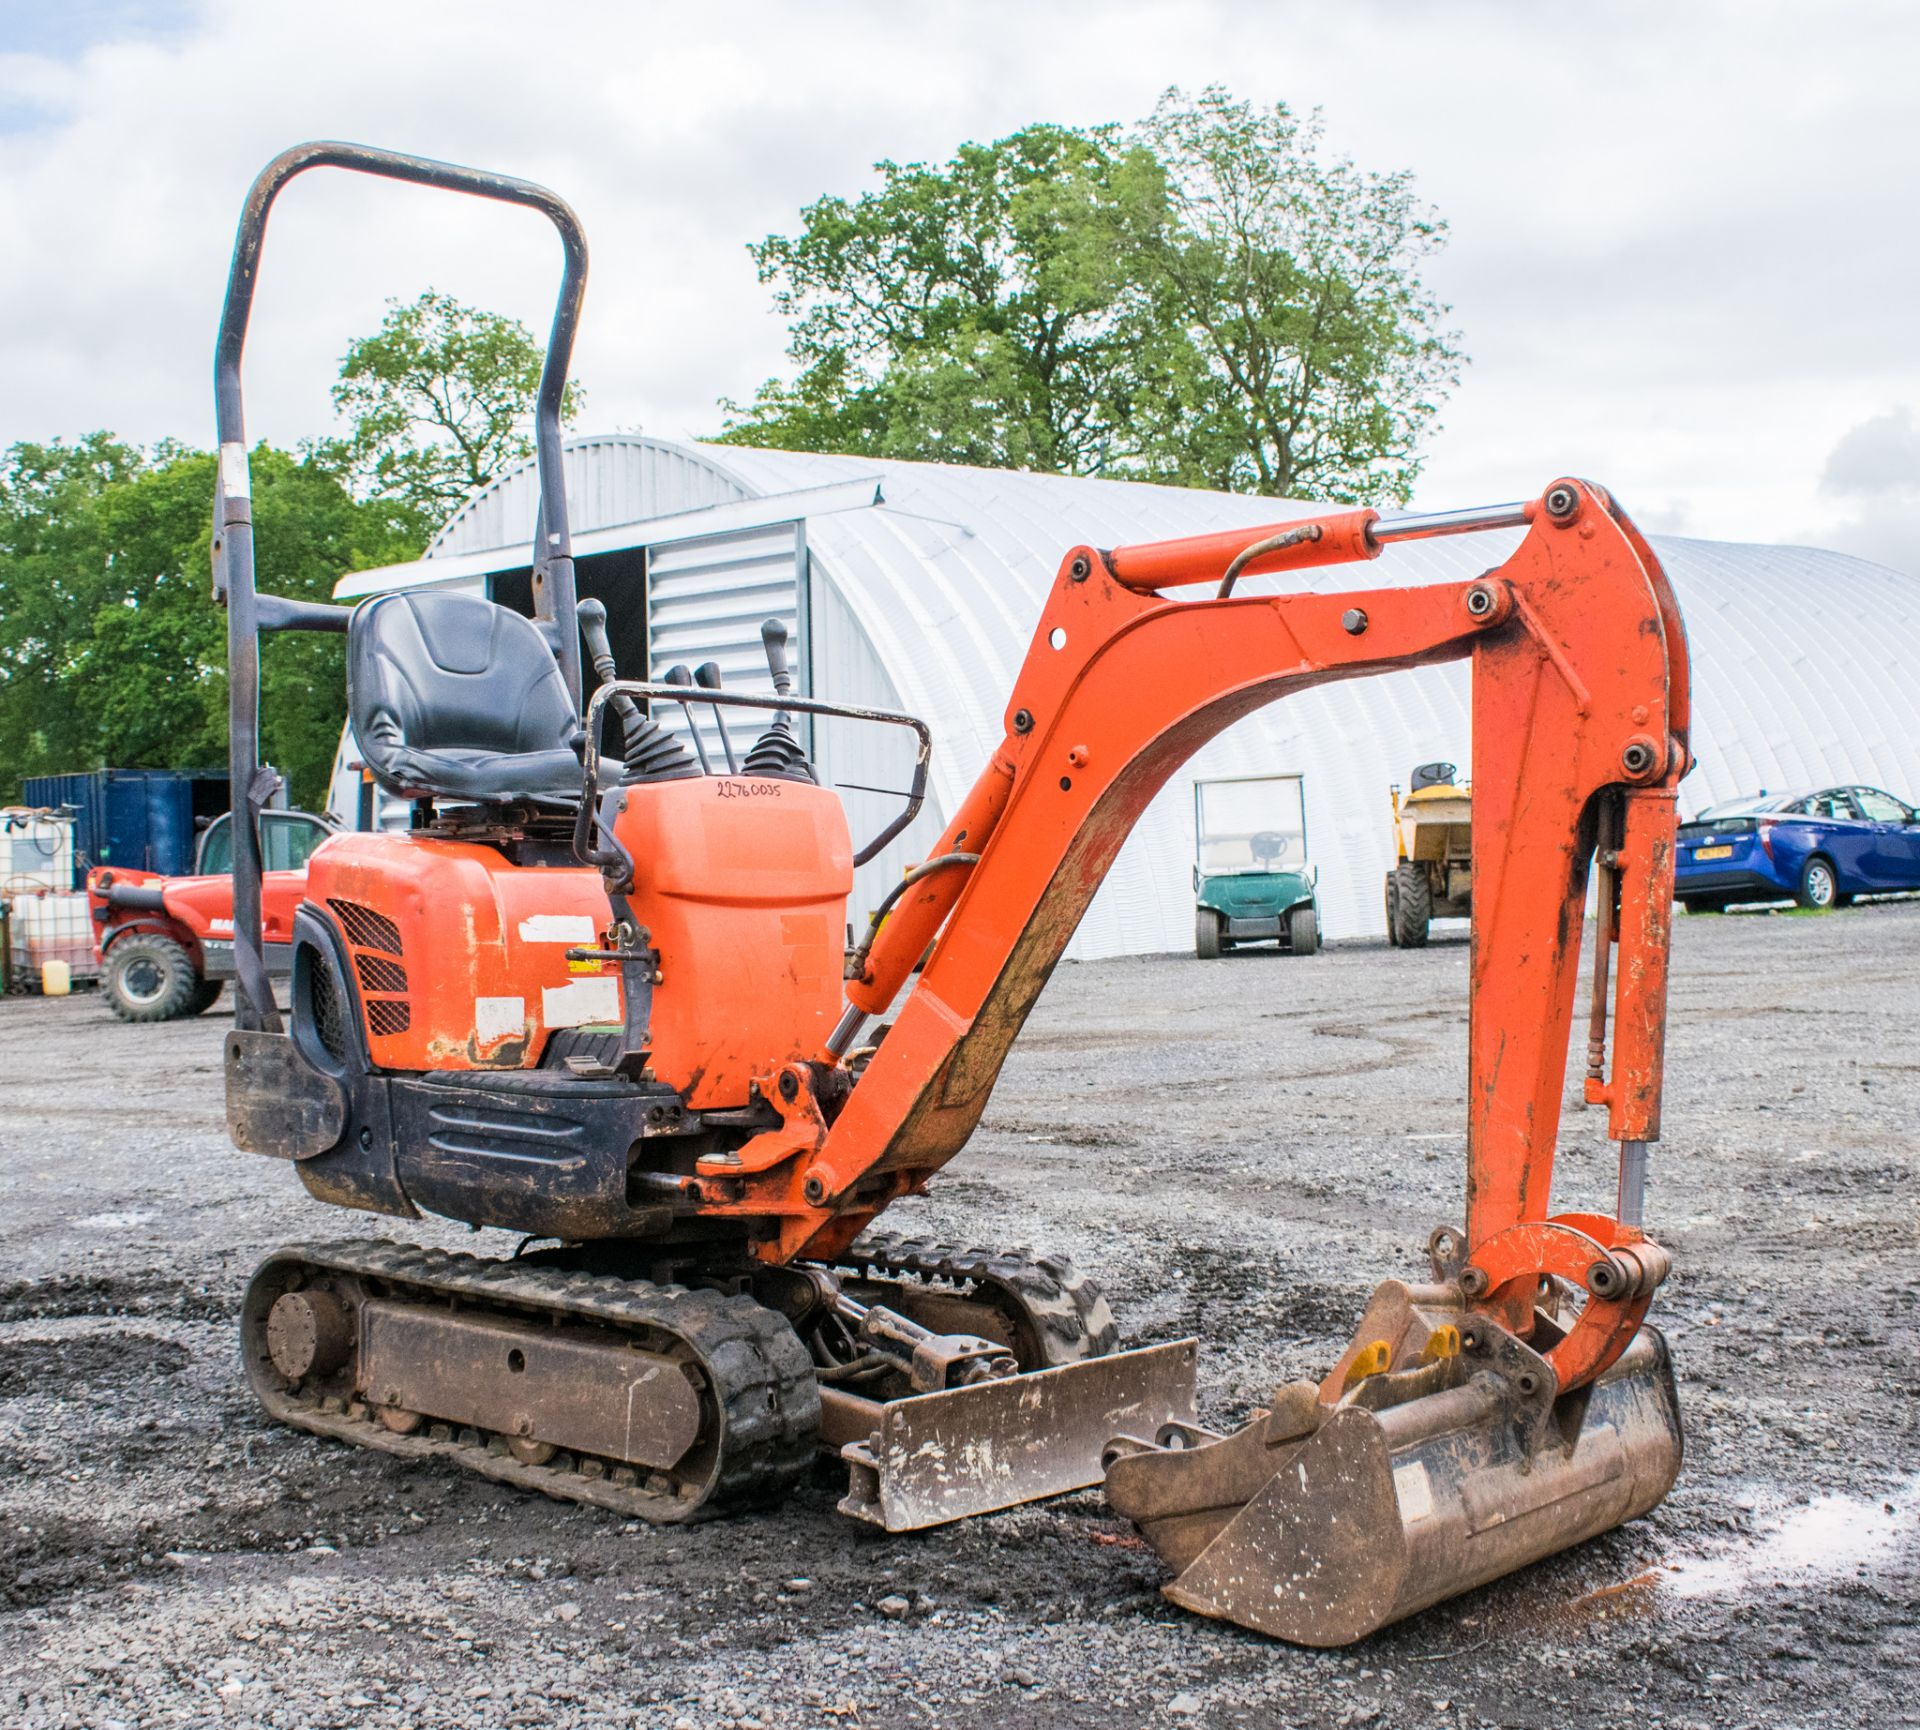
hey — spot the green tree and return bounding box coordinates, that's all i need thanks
[328,289,584,526]
[717,91,1463,504]
[0,438,420,810]
[1129,89,1462,504]
[714,124,1168,473]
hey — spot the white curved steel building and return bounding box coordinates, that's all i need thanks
[332,435,1920,954]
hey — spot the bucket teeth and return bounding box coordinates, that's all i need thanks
[1104,1279,1684,1646]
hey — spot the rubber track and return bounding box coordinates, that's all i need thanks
[244,1241,818,1524]
[837,1231,1120,1366]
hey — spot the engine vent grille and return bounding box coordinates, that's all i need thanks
[365,999,412,1037]
[304,947,349,1063]
[329,898,403,955]
[353,953,409,994]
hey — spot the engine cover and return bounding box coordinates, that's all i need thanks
[302,777,851,1108]
[611,776,852,1109]
[305,833,614,1070]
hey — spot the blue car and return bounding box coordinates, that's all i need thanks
[1675,785,1920,911]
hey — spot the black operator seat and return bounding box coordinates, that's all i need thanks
[348,590,592,804]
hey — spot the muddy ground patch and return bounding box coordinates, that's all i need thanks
[1,904,1916,1727]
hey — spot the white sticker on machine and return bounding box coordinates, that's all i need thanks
[1392,1459,1436,1523]
[542,977,621,1028]
[219,440,251,501]
[475,996,526,1044]
[518,914,598,944]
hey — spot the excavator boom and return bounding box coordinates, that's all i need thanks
[690,480,1689,1339]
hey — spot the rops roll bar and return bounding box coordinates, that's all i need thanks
[211,142,587,1031]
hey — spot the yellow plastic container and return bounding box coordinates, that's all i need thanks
[40,958,72,996]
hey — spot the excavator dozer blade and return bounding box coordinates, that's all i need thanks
[830,1339,1198,1532]
[1106,1299,1682,1646]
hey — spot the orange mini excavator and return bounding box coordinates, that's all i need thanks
[214,145,1689,1646]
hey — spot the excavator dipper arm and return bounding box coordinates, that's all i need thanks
[692,478,1692,1643]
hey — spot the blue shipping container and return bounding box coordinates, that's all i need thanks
[20,769,230,887]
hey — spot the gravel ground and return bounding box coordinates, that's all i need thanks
[2,902,1916,1729]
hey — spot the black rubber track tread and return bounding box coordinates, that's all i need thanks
[243,1240,818,1524]
[837,1230,1119,1367]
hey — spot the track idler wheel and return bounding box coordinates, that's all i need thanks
[1104,1276,1684,1646]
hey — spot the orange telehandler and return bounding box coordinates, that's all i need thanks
[213,144,1689,1647]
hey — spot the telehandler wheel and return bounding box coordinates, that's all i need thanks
[105,934,210,1022]
[1195,907,1224,960]
[1287,903,1320,956]
[1384,873,1401,945]
[1391,862,1432,947]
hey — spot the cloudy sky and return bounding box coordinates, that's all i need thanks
[2,0,1917,571]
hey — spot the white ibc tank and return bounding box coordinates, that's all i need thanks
[1,808,77,894]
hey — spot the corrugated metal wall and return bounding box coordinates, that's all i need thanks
[429,437,748,556]
[644,523,805,767]
[346,435,1920,960]
[809,577,946,940]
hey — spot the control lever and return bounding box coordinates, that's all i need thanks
[662,665,713,774]
[762,617,797,698]
[742,618,815,783]
[694,661,740,773]
[575,598,644,740]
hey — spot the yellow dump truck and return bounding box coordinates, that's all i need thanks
[1385,762,1471,946]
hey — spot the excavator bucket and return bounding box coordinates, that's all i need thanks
[1104,1281,1683,1646]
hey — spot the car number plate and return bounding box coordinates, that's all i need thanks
[1694,845,1734,861]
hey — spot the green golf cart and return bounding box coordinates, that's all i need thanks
[1192,773,1320,958]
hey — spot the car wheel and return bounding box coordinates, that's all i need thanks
[1195,907,1223,960]
[1392,862,1431,947]
[105,934,207,1022]
[1795,855,1839,911]
[1384,873,1401,946]
[1288,903,1321,957]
